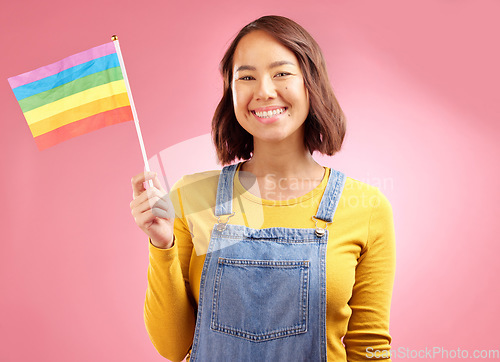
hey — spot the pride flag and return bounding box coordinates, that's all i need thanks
[8,41,133,150]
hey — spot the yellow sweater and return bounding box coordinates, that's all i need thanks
[144,166,396,361]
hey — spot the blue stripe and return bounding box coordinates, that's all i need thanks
[12,53,120,101]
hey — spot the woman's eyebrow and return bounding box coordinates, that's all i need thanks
[269,60,295,68]
[235,60,296,73]
[235,65,256,72]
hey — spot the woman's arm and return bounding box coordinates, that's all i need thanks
[142,180,197,361]
[343,189,396,361]
[144,234,195,360]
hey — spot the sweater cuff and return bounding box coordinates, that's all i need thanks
[148,237,178,261]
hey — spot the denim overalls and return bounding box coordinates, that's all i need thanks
[190,163,346,361]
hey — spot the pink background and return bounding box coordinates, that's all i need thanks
[1,0,499,361]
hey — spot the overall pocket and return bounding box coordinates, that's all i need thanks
[210,257,310,342]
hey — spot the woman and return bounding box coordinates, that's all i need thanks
[131,15,395,361]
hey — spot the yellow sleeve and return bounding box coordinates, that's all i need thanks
[143,180,196,361]
[343,189,396,361]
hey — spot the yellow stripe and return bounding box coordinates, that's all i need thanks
[24,80,128,125]
[29,93,130,137]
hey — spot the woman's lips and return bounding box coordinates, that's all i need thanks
[251,107,287,124]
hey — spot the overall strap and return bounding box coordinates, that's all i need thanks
[215,163,239,216]
[314,169,346,222]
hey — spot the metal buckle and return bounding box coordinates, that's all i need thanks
[216,212,235,232]
[312,216,331,237]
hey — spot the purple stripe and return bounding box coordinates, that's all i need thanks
[8,42,116,88]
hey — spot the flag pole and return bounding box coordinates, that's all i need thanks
[111,35,154,188]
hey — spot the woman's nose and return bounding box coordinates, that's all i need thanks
[255,76,277,100]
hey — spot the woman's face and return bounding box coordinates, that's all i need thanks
[231,30,309,146]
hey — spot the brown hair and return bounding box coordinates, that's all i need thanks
[212,15,346,165]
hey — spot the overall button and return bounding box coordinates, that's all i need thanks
[312,216,330,238]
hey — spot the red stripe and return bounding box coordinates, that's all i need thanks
[34,106,132,150]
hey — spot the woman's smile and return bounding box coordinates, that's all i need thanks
[251,106,288,124]
[231,30,309,144]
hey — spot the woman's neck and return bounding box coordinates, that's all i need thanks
[242,151,320,177]
[238,140,326,200]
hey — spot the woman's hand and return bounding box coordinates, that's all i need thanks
[130,172,175,249]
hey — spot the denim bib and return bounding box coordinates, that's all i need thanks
[190,163,346,361]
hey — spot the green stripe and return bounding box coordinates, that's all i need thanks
[19,66,124,113]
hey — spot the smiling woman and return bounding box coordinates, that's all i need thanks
[130,15,396,362]
[212,17,346,167]
[231,30,310,148]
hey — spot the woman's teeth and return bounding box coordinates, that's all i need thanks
[254,108,286,118]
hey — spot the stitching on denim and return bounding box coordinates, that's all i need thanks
[190,239,216,361]
[210,257,309,342]
[215,163,238,216]
[212,325,308,342]
[216,233,326,242]
[215,235,324,243]
[315,170,346,223]
[212,224,329,241]
[319,242,328,361]
[218,258,309,267]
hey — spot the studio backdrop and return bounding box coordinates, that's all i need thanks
[1,0,499,361]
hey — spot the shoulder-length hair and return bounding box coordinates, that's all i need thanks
[212,15,346,165]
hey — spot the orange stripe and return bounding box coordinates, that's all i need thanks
[29,92,130,137]
[33,106,133,150]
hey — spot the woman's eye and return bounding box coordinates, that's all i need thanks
[239,76,254,81]
[275,72,291,78]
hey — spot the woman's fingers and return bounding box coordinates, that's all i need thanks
[130,171,175,248]
[151,174,167,194]
[134,209,158,228]
[146,187,170,210]
[132,195,159,215]
[131,171,157,199]
[151,197,174,217]
[130,185,165,208]
[152,205,173,219]
[130,186,174,220]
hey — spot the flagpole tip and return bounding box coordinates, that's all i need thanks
[111,35,118,41]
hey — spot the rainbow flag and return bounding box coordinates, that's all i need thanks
[8,42,133,150]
